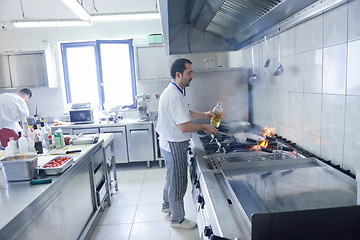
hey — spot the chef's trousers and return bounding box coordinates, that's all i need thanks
[161,140,189,223]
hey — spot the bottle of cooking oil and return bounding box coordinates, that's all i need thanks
[210,102,223,128]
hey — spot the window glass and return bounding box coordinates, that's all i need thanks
[61,40,136,111]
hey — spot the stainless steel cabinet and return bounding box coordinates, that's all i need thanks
[0,51,55,88]
[100,126,128,164]
[126,124,154,162]
[0,55,11,88]
[9,53,47,87]
[72,127,99,135]
[17,159,93,240]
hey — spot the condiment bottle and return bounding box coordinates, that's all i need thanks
[210,102,223,128]
[18,132,29,154]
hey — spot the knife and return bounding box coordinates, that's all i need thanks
[65,150,81,154]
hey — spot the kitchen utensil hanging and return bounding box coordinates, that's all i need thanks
[263,36,271,68]
[248,44,258,84]
[274,33,284,76]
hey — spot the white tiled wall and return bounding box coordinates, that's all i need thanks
[235,1,360,174]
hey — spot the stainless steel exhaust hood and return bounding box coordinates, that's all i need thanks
[158,0,346,54]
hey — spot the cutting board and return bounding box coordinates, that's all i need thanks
[48,145,90,155]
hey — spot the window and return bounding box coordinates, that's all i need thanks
[61,40,137,111]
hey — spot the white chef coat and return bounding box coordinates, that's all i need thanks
[0,93,29,133]
[156,82,191,152]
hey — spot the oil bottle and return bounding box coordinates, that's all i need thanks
[210,102,223,128]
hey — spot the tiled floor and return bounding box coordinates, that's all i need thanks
[88,162,200,240]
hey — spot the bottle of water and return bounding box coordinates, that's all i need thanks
[210,102,223,128]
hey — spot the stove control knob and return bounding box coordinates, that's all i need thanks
[204,225,213,237]
[197,195,205,208]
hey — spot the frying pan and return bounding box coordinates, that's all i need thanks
[233,132,265,144]
[218,131,265,144]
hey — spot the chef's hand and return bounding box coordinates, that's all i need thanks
[204,110,214,119]
[203,124,218,135]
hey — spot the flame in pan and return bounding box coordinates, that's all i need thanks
[250,126,275,151]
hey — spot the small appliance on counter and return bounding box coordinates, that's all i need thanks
[136,94,150,122]
[69,103,94,124]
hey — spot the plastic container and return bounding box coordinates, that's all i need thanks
[18,132,29,154]
[148,34,163,44]
[1,154,38,181]
[54,129,65,149]
[210,102,223,128]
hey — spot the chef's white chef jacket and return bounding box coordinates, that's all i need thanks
[0,93,29,133]
[156,82,191,152]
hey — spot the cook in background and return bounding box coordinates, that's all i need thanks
[156,58,218,229]
[0,88,32,148]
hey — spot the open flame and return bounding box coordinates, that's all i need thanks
[250,126,276,151]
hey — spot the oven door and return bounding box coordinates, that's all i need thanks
[70,109,93,124]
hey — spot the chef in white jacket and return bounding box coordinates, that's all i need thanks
[0,88,32,148]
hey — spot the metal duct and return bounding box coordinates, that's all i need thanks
[158,0,347,54]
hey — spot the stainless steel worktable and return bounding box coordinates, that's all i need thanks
[0,133,113,240]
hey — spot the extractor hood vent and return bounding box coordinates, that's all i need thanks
[159,0,347,55]
[207,0,283,38]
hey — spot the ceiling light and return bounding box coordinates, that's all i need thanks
[91,12,160,22]
[12,19,92,28]
[62,0,91,20]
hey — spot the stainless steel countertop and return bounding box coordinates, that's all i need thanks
[51,119,156,129]
[0,133,113,231]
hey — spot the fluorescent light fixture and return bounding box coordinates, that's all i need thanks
[13,19,92,28]
[62,0,91,20]
[91,12,160,22]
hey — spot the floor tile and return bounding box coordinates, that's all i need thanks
[89,223,132,240]
[118,180,143,193]
[138,190,163,205]
[111,191,141,207]
[142,179,165,191]
[119,170,146,182]
[129,221,170,240]
[170,227,200,240]
[97,205,137,225]
[134,203,170,223]
[144,168,166,180]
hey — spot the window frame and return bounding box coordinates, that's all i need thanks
[61,39,137,110]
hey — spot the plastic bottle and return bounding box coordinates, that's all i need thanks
[18,132,29,154]
[34,134,43,154]
[44,117,52,136]
[54,129,65,149]
[40,122,49,151]
[21,116,28,138]
[28,126,36,141]
[4,137,16,156]
[210,102,223,128]
[27,138,36,153]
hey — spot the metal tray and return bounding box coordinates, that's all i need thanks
[38,156,74,175]
[1,154,38,181]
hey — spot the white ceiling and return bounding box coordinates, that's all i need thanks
[0,0,158,23]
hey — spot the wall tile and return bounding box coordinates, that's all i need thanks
[303,15,324,52]
[289,53,304,92]
[289,92,304,131]
[324,4,348,47]
[344,96,360,149]
[321,94,345,145]
[320,139,343,167]
[348,0,360,41]
[303,93,322,136]
[303,49,323,93]
[323,43,347,94]
[343,147,360,174]
[347,40,360,95]
[303,132,321,157]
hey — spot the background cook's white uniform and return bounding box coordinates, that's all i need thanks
[155,82,191,152]
[0,93,29,133]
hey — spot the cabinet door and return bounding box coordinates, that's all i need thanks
[126,124,154,162]
[100,126,128,163]
[0,55,11,88]
[9,53,47,87]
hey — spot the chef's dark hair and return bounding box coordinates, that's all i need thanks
[170,58,192,79]
[19,88,32,98]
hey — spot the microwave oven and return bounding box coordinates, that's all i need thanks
[69,109,94,124]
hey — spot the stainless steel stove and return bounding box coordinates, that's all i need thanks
[189,124,360,240]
